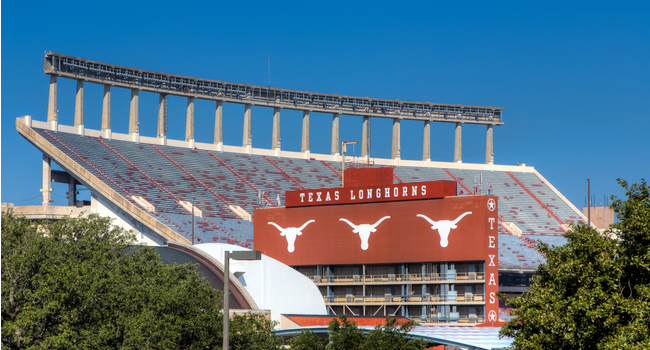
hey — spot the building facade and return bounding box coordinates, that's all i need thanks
[254,168,500,325]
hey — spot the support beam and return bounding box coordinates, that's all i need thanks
[486,124,494,164]
[391,118,400,159]
[362,116,370,157]
[129,89,139,134]
[423,120,431,161]
[68,175,77,207]
[74,80,83,126]
[331,113,340,155]
[243,104,252,147]
[214,100,223,145]
[272,107,281,150]
[102,85,111,131]
[42,155,51,206]
[301,110,310,152]
[48,76,57,122]
[186,97,194,141]
[158,94,167,138]
[454,122,462,163]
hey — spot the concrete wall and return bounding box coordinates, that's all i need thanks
[582,206,615,230]
[92,194,166,246]
[2,196,167,247]
[2,203,88,219]
[195,243,327,325]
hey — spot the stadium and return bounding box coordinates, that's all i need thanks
[8,52,592,349]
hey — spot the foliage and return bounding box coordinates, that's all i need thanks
[323,315,427,350]
[500,179,650,349]
[327,315,364,350]
[228,312,282,350]
[363,317,427,350]
[288,329,326,350]
[1,213,280,350]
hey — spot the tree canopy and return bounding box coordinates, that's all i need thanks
[500,179,650,349]
[1,213,281,350]
[289,315,427,350]
[288,329,326,350]
[362,317,428,350]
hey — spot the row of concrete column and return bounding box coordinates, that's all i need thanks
[48,76,495,164]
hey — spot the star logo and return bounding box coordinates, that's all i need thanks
[487,198,496,212]
[488,310,497,322]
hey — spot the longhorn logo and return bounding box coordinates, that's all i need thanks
[268,220,315,253]
[417,212,472,247]
[339,216,390,250]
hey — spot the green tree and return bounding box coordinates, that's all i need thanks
[321,315,428,350]
[228,312,282,350]
[500,179,650,349]
[326,315,364,350]
[1,213,281,349]
[288,329,326,350]
[363,318,427,350]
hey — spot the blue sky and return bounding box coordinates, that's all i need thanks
[2,0,649,210]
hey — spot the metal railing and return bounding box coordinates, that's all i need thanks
[324,293,485,304]
[422,315,485,324]
[309,272,484,284]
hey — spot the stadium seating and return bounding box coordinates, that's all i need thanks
[268,157,342,190]
[155,212,254,247]
[499,307,513,322]
[443,169,579,236]
[514,173,586,226]
[498,234,546,267]
[527,235,569,248]
[34,127,574,255]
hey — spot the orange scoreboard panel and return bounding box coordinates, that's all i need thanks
[254,194,500,321]
[255,195,498,265]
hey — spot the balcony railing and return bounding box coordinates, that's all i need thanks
[309,272,484,284]
[421,314,485,324]
[324,293,485,304]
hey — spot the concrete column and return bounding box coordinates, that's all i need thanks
[301,110,310,152]
[48,76,58,122]
[129,89,139,134]
[42,155,51,206]
[102,85,111,131]
[486,124,494,164]
[186,97,194,141]
[391,118,401,159]
[158,94,167,138]
[362,116,370,157]
[68,176,77,207]
[74,80,83,126]
[423,120,431,161]
[214,100,223,145]
[272,107,281,150]
[243,104,252,147]
[454,122,462,163]
[331,113,340,155]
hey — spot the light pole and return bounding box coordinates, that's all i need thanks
[191,204,194,245]
[223,250,262,350]
[341,141,357,187]
[583,179,591,228]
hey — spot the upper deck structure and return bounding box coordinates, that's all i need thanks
[43,52,503,163]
